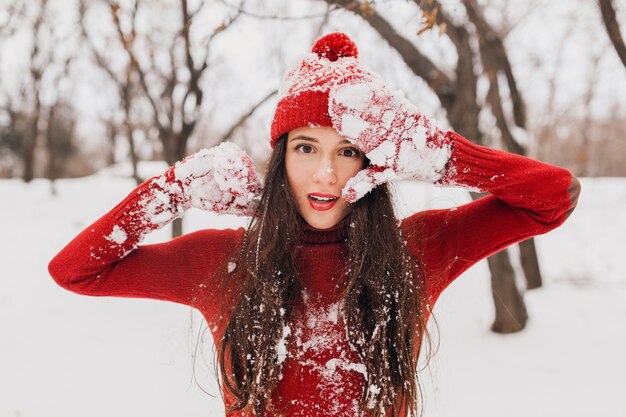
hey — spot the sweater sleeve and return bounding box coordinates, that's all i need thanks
[400,131,580,303]
[48,177,245,307]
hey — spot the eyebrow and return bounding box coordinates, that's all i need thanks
[289,135,352,144]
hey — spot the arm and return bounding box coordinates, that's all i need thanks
[48,142,260,307]
[400,131,580,302]
[327,79,580,303]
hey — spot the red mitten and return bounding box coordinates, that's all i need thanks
[165,142,263,216]
[328,80,453,202]
[97,142,262,261]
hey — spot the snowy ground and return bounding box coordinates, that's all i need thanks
[1,171,624,417]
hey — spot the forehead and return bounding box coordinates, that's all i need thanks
[287,126,349,144]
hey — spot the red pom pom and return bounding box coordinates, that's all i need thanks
[311,32,358,61]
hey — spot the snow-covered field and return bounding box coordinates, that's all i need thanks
[1,172,624,417]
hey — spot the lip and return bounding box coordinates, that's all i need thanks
[307,193,339,211]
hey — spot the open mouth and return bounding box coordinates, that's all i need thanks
[307,193,339,210]
[308,194,338,203]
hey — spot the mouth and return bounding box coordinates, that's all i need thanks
[307,193,339,211]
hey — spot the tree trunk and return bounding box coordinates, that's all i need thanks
[519,239,542,290]
[22,128,36,182]
[599,0,626,69]
[122,87,141,186]
[487,248,528,333]
[105,122,117,166]
[470,190,528,332]
[45,106,58,196]
[463,0,537,323]
[125,120,140,185]
[170,128,188,238]
[160,128,184,238]
[22,99,41,183]
[172,217,183,238]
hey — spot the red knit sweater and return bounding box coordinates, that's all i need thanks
[48,133,578,417]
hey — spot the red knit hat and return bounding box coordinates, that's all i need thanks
[269,32,379,147]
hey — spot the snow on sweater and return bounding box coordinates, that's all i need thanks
[48,132,577,417]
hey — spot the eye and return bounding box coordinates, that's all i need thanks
[295,144,314,154]
[340,147,360,158]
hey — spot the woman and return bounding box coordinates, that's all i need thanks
[49,33,581,417]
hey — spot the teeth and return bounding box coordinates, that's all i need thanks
[310,195,336,202]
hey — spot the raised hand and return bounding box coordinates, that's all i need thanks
[328,80,453,202]
[163,142,263,217]
[93,142,262,258]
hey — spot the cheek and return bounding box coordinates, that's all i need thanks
[285,155,307,195]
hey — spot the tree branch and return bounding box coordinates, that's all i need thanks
[216,89,277,144]
[323,0,455,110]
[198,6,242,74]
[598,0,626,69]
[464,0,526,128]
[79,0,125,95]
[107,0,166,129]
[217,0,339,21]
[181,0,195,79]
[413,0,464,51]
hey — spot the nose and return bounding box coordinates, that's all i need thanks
[312,158,337,185]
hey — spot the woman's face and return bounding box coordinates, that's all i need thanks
[285,126,365,230]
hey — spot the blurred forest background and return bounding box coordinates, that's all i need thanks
[1,0,625,185]
[3,0,624,334]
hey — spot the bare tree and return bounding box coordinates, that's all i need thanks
[83,0,298,237]
[531,6,625,178]
[462,0,540,331]
[20,0,51,183]
[598,0,626,69]
[105,0,242,166]
[0,0,82,186]
[79,0,144,184]
[87,0,252,237]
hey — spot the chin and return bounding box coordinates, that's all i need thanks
[297,198,352,230]
[300,213,342,230]
[302,215,340,230]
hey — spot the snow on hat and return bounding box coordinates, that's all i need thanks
[269,32,380,147]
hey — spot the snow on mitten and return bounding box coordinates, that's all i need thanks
[166,142,263,216]
[328,79,453,202]
[100,142,262,260]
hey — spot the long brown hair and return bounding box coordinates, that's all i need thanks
[201,134,437,416]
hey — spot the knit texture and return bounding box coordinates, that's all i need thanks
[328,80,453,201]
[270,33,380,146]
[48,133,577,416]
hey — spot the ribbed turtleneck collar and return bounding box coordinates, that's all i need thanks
[296,213,351,245]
